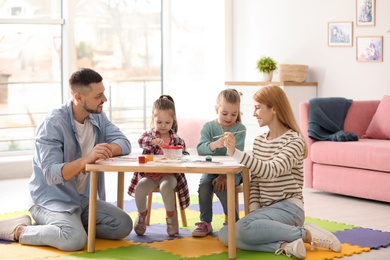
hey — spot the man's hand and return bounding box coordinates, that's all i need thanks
[87,143,114,163]
[62,143,114,181]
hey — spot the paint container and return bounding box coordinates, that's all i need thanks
[162,145,183,159]
[145,155,153,162]
[138,156,146,164]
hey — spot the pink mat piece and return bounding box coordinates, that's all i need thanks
[335,228,390,249]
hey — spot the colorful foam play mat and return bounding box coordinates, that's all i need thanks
[1,195,389,259]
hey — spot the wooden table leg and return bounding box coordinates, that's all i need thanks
[117,172,124,209]
[87,171,98,253]
[227,174,236,259]
[241,168,250,215]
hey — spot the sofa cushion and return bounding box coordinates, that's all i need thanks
[310,139,390,173]
[365,95,390,139]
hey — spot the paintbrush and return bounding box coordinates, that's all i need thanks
[212,130,246,139]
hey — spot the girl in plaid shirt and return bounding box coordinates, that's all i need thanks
[127,95,190,236]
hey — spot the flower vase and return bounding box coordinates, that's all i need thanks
[262,72,273,82]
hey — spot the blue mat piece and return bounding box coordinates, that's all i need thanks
[187,201,244,213]
[111,200,165,213]
[335,227,390,249]
[116,199,237,214]
[125,224,192,243]
[187,201,224,214]
[114,199,245,215]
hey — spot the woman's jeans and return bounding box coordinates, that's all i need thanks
[19,195,133,251]
[218,200,306,252]
[198,173,242,223]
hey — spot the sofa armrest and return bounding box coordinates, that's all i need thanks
[299,102,315,188]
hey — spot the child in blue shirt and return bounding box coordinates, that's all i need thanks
[192,88,246,237]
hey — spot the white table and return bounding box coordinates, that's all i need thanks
[86,155,249,259]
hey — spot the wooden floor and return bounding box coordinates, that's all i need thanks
[1,174,389,259]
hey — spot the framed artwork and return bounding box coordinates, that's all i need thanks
[356,36,383,62]
[328,22,353,47]
[356,0,375,26]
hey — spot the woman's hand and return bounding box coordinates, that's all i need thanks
[223,132,236,157]
[214,137,225,148]
[209,137,224,151]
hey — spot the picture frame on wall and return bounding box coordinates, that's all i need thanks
[356,0,375,26]
[356,36,383,62]
[328,22,353,47]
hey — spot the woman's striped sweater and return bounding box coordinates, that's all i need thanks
[232,129,305,212]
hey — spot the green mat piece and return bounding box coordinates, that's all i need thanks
[305,217,357,232]
[48,245,179,260]
[0,211,31,220]
[181,214,226,232]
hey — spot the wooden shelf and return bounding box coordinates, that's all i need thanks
[225,81,317,87]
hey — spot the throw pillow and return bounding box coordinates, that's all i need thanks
[365,95,390,139]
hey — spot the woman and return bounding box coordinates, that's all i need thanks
[219,85,342,259]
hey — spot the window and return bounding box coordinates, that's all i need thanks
[0,0,162,153]
[0,0,227,154]
[0,0,63,153]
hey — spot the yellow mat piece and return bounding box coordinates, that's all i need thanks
[0,238,135,259]
[145,236,227,258]
[305,243,370,260]
[0,243,73,259]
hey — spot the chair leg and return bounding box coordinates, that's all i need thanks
[175,190,187,227]
[180,208,187,227]
[146,191,153,226]
[235,189,239,214]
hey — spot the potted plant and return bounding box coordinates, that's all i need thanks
[256,56,277,82]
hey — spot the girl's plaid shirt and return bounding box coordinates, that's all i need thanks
[127,128,190,209]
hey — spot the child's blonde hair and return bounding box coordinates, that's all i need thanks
[253,84,307,158]
[151,95,178,133]
[215,88,242,122]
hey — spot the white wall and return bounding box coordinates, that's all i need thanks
[231,0,390,100]
[162,0,226,118]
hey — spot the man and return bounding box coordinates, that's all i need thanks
[0,68,132,251]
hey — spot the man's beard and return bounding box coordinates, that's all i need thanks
[83,103,102,114]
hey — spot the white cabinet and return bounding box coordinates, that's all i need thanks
[225,81,317,151]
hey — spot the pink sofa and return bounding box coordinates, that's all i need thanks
[300,100,390,203]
